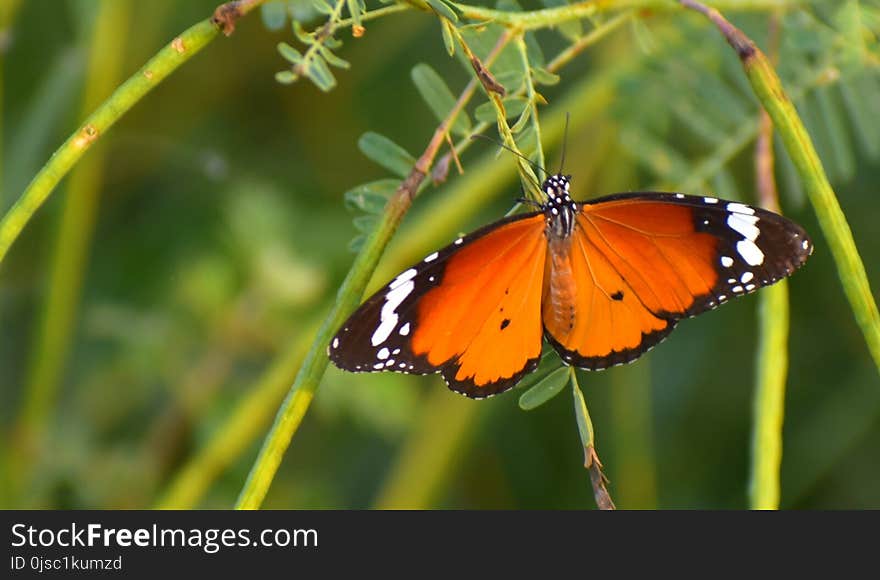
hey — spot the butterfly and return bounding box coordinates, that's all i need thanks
[329,173,812,399]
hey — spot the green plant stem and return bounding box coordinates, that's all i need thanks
[682,0,880,374]
[515,35,545,171]
[0,1,268,266]
[749,13,785,511]
[446,25,540,192]
[751,280,788,509]
[571,371,615,510]
[451,0,807,31]
[547,10,634,71]
[335,3,412,30]
[13,0,132,502]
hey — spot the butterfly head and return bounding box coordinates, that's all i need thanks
[542,174,571,198]
[541,174,577,238]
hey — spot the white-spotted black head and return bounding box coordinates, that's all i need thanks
[541,174,577,239]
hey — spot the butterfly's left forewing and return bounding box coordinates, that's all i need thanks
[330,212,547,398]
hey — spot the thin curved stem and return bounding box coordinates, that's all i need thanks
[450,0,808,31]
[0,1,268,266]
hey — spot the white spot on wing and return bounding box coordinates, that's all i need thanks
[732,285,744,293]
[377,347,390,360]
[728,213,760,241]
[399,322,410,336]
[332,338,339,349]
[721,256,734,268]
[389,268,417,290]
[675,193,685,199]
[424,251,439,262]
[727,203,755,215]
[746,283,756,291]
[454,238,463,245]
[802,239,809,250]
[737,239,765,266]
[740,271,754,284]
[371,279,415,346]
[704,197,719,204]
[727,202,755,215]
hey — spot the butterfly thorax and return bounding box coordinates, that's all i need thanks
[541,174,578,239]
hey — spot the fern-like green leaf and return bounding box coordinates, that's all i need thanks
[411,64,471,136]
[358,132,416,177]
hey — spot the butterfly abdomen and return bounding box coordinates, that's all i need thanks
[543,236,578,341]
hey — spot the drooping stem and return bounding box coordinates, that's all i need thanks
[572,371,616,510]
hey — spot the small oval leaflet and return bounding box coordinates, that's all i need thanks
[519,366,571,410]
[358,132,416,178]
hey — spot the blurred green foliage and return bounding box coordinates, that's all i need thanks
[1,0,878,509]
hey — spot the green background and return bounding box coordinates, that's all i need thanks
[1,0,878,509]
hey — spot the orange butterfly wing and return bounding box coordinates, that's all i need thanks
[543,193,812,368]
[330,213,548,398]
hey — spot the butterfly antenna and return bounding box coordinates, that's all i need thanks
[471,134,548,180]
[515,197,543,210]
[558,112,570,174]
